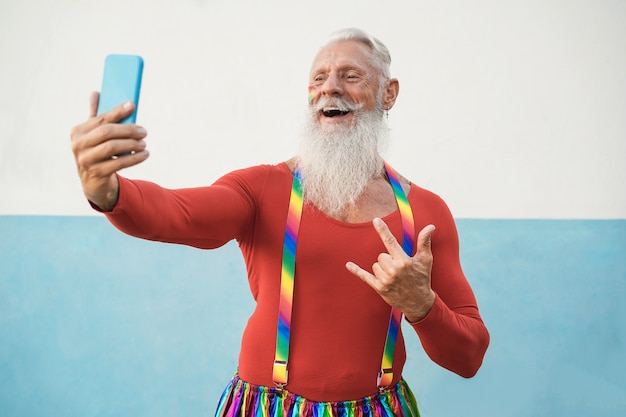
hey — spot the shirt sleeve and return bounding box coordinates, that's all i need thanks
[409,197,490,377]
[102,166,268,249]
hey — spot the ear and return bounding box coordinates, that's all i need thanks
[382,78,400,110]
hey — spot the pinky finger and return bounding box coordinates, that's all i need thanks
[104,149,150,174]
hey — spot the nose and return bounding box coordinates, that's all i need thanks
[321,73,343,97]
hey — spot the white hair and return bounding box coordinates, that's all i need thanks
[322,28,392,85]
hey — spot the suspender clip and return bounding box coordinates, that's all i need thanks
[273,360,288,390]
[377,368,393,391]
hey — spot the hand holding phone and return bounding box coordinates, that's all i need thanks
[69,55,147,210]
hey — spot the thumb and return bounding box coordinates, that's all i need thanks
[89,91,100,118]
[417,224,436,252]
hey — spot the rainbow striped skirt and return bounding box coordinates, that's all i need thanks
[215,374,420,417]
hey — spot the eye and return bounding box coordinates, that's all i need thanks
[312,74,327,85]
[345,72,361,82]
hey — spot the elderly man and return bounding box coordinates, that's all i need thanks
[71,28,489,416]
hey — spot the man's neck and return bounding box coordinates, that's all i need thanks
[285,158,410,223]
[328,176,398,223]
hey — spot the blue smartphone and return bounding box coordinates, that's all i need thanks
[97,54,144,123]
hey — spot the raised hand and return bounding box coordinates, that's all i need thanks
[70,92,149,211]
[346,217,436,322]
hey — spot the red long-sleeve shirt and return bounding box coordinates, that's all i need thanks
[104,162,489,401]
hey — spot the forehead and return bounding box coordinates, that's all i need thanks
[309,40,376,74]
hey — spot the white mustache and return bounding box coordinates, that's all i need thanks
[311,96,364,113]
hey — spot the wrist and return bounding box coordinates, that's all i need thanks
[404,290,436,323]
[86,175,119,212]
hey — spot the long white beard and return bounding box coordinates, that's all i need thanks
[296,98,389,217]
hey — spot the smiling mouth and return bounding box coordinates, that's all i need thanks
[321,108,350,117]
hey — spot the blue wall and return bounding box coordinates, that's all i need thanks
[1,216,625,416]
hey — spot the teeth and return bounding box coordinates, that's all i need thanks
[321,106,350,117]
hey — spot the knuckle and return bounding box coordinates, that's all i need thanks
[386,267,398,280]
[417,252,433,265]
[83,164,103,181]
[96,124,111,138]
[70,139,80,155]
[111,157,125,172]
[377,279,391,294]
[70,123,89,144]
[75,152,90,168]
[102,140,115,155]
[69,126,78,140]
[371,277,385,292]
[94,114,107,125]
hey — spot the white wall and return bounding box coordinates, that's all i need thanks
[1,0,624,218]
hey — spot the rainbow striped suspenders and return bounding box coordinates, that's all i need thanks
[272,170,303,388]
[273,162,415,391]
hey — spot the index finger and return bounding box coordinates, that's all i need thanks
[372,217,407,258]
[72,97,136,140]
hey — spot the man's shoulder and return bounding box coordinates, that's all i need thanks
[214,162,292,190]
[225,162,290,181]
[407,182,448,208]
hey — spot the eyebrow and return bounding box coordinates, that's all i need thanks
[310,64,368,77]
